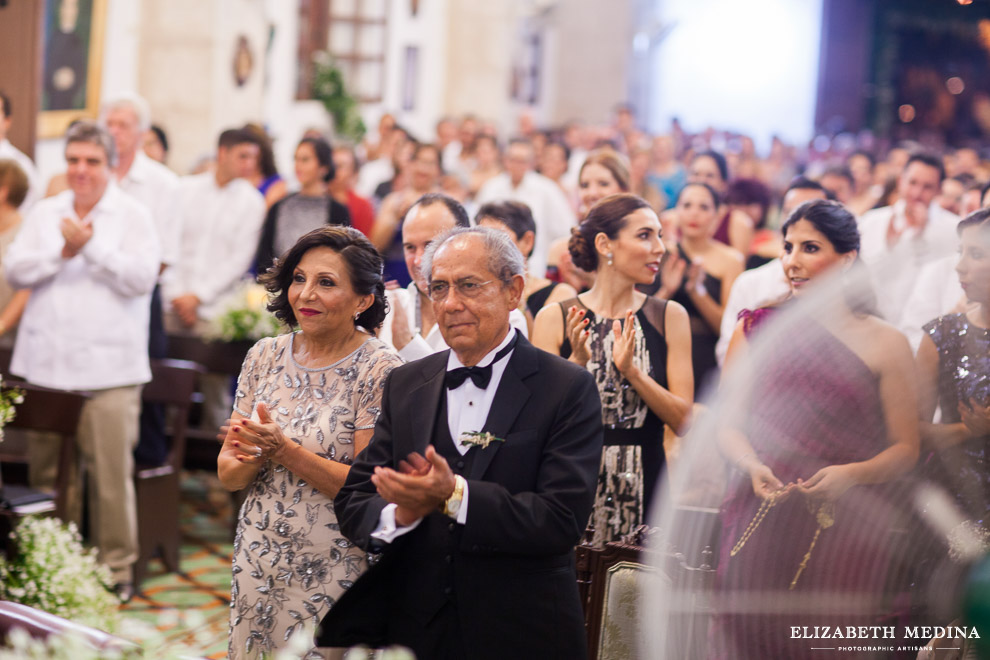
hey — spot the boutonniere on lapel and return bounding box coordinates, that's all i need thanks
[459,431,505,450]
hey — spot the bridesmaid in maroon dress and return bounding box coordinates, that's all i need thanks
[712,200,920,659]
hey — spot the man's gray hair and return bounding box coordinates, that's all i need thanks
[100,92,152,131]
[421,226,526,284]
[65,121,118,168]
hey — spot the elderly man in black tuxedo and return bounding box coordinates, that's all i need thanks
[317,226,603,659]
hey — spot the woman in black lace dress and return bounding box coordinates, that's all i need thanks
[533,193,693,545]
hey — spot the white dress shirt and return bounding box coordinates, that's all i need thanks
[355,157,394,199]
[901,254,966,353]
[5,185,160,390]
[0,138,41,212]
[715,258,791,366]
[475,171,576,278]
[162,172,265,320]
[858,200,959,332]
[117,151,181,270]
[371,328,518,543]
[379,282,528,362]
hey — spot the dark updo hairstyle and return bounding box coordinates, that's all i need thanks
[260,226,388,330]
[781,199,877,315]
[675,181,721,208]
[692,149,729,183]
[475,200,537,256]
[568,193,651,272]
[957,206,990,236]
[297,136,336,183]
[781,199,859,255]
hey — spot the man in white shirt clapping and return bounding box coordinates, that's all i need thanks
[858,153,959,332]
[5,122,161,600]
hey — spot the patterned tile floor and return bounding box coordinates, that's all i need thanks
[119,473,236,659]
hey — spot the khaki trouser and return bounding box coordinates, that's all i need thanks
[29,385,142,584]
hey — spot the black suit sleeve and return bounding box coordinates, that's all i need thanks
[461,369,603,555]
[333,370,395,551]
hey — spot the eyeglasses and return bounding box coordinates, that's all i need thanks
[427,279,496,302]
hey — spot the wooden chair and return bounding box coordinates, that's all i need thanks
[133,359,204,586]
[165,335,253,470]
[581,525,716,660]
[0,383,87,526]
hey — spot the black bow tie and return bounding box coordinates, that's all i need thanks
[445,331,518,390]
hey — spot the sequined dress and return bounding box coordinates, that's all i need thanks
[559,297,668,546]
[923,313,990,523]
[228,333,401,659]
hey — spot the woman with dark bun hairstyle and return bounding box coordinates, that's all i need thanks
[533,193,694,545]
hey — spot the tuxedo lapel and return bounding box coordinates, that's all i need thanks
[468,335,538,480]
[403,353,447,456]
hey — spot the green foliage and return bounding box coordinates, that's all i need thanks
[311,51,367,142]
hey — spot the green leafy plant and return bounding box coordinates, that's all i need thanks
[311,51,367,142]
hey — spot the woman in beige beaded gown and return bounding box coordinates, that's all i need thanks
[218,227,402,659]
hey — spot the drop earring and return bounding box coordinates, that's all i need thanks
[607,252,614,267]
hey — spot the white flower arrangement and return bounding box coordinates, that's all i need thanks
[0,376,24,442]
[0,613,405,659]
[0,517,120,633]
[203,279,282,343]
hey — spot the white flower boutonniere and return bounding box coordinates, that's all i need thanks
[459,431,505,450]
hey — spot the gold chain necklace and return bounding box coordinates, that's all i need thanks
[730,491,781,557]
[789,502,836,589]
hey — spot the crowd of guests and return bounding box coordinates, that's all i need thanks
[0,88,989,657]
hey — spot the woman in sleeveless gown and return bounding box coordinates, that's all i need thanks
[654,183,743,397]
[714,200,919,659]
[534,193,693,546]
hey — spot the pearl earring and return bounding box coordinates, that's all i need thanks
[607,252,614,267]
[354,311,360,321]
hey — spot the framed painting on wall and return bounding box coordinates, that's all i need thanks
[37,0,107,138]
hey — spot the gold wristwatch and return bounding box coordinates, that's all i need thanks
[442,475,465,518]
